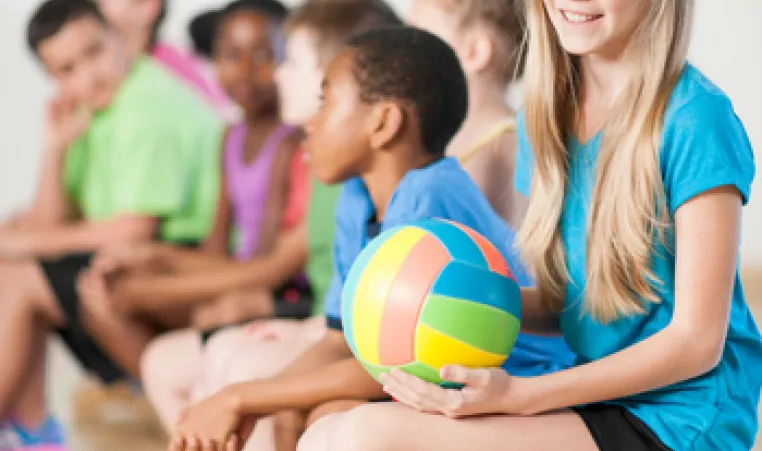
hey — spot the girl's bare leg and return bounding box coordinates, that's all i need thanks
[298,402,598,451]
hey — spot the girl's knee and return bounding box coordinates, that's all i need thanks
[300,405,397,451]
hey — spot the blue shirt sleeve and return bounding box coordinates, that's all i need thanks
[323,179,370,327]
[661,94,755,213]
[515,111,534,198]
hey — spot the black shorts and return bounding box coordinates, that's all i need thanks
[573,404,672,451]
[199,280,314,345]
[39,253,128,384]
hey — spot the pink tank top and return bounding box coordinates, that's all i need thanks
[225,123,297,260]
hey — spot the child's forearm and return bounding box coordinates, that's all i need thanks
[116,225,309,309]
[520,324,721,415]
[227,357,385,415]
[12,217,155,259]
[29,144,72,227]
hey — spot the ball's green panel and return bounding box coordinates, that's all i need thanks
[359,359,443,385]
[419,294,521,356]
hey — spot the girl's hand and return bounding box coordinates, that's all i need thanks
[171,390,241,451]
[91,242,157,275]
[380,366,537,418]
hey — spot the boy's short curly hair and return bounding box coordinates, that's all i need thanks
[346,26,468,157]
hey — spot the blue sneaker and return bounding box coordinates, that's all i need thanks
[0,416,66,451]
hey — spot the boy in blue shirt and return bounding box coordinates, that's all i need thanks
[170,26,530,451]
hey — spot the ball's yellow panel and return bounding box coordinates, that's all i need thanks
[353,227,427,365]
[415,323,508,370]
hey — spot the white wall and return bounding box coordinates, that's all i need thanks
[1,1,761,265]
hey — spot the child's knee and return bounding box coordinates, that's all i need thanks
[140,331,193,389]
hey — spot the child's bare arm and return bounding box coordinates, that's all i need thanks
[217,331,383,415]
[257,133,303,256]
[202,128,233,256]
[0,215,156,259]
[110,221,308,311]
[29,98,91,226]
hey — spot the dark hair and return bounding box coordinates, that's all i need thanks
[27,0,106,54]
[219,0,288,23]
[189,9,221,59]
[286,0,401,66]
[346,26,468,157]
[215,0,289,60]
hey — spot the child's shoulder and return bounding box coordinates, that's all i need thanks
[119,58,219,121]
[397,158,490,215]
[664,64,735,126]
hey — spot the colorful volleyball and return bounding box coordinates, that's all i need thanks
[341,218,522,386]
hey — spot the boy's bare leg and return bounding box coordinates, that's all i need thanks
[141,329,204,430]
[0,260,65,423]
[11,320,49,427]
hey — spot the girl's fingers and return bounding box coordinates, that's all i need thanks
[169,434,184,451]
[226,435,239,451]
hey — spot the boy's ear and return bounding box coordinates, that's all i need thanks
[461,28,494,75]
[368,102,405,150]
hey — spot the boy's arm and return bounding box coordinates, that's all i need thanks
[111,221,308,311]
[222,330,384,415]
[0,215,157,260]
[29,143,77,226]
[29,98,92,226]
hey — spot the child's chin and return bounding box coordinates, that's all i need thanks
[312,169,344,186]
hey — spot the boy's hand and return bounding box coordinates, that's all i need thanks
[171,390,243,451]
[45,95,91,153]
[380,366,536,418]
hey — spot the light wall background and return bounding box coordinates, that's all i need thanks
[1,1,761,265]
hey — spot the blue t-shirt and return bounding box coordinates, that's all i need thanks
[516,65,762,451]
[324,157,574,377]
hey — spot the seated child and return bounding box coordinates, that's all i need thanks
[0,0,220,448]
[139,0,400,440]
[79,0,309,384]
[169,25,533,451]
[407,0,574,377]
[97,0,233,119]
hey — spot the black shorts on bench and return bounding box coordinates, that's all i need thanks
[573,404,672,451]
[39,253,128,384]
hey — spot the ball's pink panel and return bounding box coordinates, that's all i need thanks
[447,221,512,280]
[377,235,451,366]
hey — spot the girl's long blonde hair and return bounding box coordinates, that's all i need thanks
[517,0,695,323]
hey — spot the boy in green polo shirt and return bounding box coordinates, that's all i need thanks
[0,0,220,445]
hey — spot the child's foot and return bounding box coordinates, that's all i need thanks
[0,416,67,451]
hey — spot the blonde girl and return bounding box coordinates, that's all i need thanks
[296,1,762,450]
